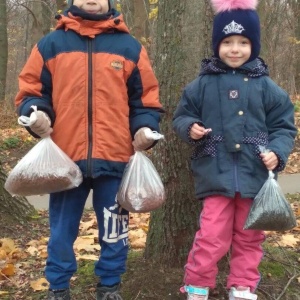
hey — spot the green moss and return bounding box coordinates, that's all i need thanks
[259,260,285,277]
[294,100,300,112]
[74,260,96,287]
[285,193,300,203]
[1,137,21,149]
[77,260,94,275]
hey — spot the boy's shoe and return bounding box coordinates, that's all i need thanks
[96,283,123,300]
[181,285,209,300]
[229,286,257,300]
[47,288,70,300]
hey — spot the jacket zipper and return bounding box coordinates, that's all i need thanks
[232,69,239,192]
[87,38,93,177]
[233,153,239,192]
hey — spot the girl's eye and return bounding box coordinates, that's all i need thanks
[241,40,250,45]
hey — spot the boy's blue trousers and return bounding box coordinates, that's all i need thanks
[45,176,129,289]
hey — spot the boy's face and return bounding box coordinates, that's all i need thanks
[73,0,109,14]
[219,35,251,68]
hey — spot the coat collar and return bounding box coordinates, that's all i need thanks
[55,8,129,38]
[200,56,269,77]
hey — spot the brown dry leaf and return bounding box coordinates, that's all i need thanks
[76,254,99,261]
[30,277,49,291]
[8,248,26,262]
[26,246,38,256]
[38,245,48,259]
[130,237,146,249]
[26,240,40,247]
[74,235,99,253]
[129,229,146,242]
[277,234,299,247]
[80,217,97,232]
[0,260,6,269]
[0,291,9,296]
[76,244,100,252]
[1,263,15,276]
[0,238,15,254]
[140,224,149,233]
[0,249,6,260]
[295,203,300,217]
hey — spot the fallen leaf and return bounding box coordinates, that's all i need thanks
[0,238,15,254]
[76,254,99,261]
[277,234,299,247]
[1,263,15,276]
[30,278,49,291]
[0,291,9,295]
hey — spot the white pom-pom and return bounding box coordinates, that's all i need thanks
[211,0,258,13]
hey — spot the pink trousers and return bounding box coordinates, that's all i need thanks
[184,193,265,292]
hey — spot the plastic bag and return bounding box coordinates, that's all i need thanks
[117,151,165,213]
[5,112,84,197]
[5,136,83,196]
[5,105,83,196]
[244,170,297,231]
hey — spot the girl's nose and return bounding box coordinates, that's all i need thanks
[231,43,239,52]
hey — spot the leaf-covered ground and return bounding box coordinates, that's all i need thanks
[0,111,300,299]
[0,205,299,300]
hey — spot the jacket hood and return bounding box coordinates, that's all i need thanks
[55,8,129,37]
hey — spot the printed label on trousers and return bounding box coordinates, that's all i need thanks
[103,207,129,243]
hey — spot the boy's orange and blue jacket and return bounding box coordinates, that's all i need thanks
[15,8,164,178]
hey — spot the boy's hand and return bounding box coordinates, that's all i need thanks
[190,123,212,140]
[260,151,278,170]
[29,110,53,138]
[132,127,155,151]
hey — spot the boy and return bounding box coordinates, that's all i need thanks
[15,0,164,299]
[173,0,297,299]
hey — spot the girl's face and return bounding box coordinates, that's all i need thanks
[219,35,251,68]
[73,0,109,14]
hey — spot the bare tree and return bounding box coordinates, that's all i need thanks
[56,0,67,12]
[145,0,213,265]
[0,162,36,227]
[258,0,298,94]
[120,0,154,54]
[0,0,8,101]
[290,0,300,94]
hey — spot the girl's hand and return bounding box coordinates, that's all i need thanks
[260,151,278,170]
[190,123,212,140]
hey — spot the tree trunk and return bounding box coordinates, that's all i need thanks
[293,0,300,93]
[0,163,36,228]
[132,0,149,41]
[0,0,8,101]
[145,0,212,266]
[21,0,52,52]
[258,0,296,93]
[121,0,149,40]
[56,0,68,12]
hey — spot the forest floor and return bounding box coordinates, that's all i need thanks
[0,109,300,300]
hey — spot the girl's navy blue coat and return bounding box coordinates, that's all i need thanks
[173,58,297,200]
